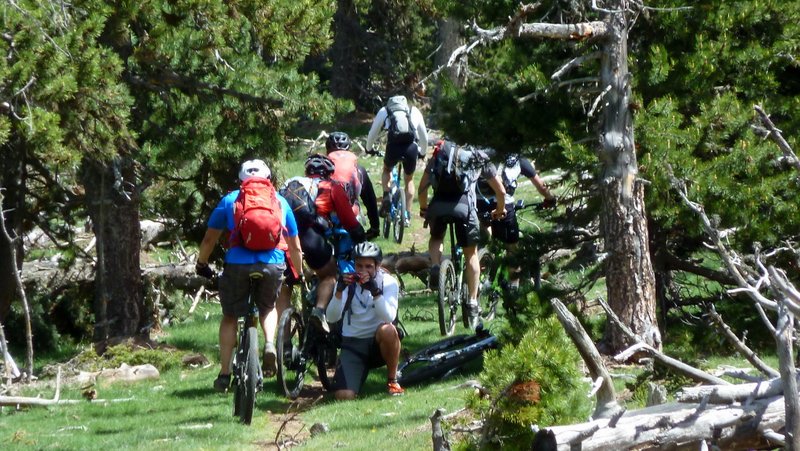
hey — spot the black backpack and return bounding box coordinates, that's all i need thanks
[430,141,471,199]
[385,96,415,145]
[279,177,320,227]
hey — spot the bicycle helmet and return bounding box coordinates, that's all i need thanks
[353,241,382,264]
[326,131,351,152]
[505,153,519,168]
[305,153,335,177]
[239,159,271,181]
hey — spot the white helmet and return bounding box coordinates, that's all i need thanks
[238,159,271,181]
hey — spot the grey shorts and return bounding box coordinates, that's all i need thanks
[332,336,386,394]
[427,200,481,248]
[218,262,285,317]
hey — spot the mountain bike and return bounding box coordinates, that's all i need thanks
[383,165,406,244]
[276,227,354,399]
[478,200,545,320]
[435,221,471,336]
[364,148,407,244]
[397,323,498,386]
[232,272,264,425]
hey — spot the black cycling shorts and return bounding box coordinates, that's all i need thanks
[299,226,334,270]
[427,199,481,248]
[477,200,519,244]
[384,141,421,175]
[332,336,386,394]
[219,262,285,317]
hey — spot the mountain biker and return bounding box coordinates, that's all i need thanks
[325,131,380,240]
[417,141,506,327]
[196,159,303,392]
[326,241,404,398]
[477,153,557,289]
[365,95,428,227]
[277,153,367,338]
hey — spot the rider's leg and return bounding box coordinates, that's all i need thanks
[315,257,338,310]
[464,244,480,301]
[219,314,237,375]
[403,171,416,219]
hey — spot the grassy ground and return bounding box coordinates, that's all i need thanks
[2,135,690,449]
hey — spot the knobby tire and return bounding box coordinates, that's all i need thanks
[277,307,306,399]
[393,188,406,244]
[437,259,458,336]
[477,248,498,321]
[397,334,497,386]
[235,326,260,425]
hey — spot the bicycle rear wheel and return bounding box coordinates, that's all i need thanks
[478,248,498,321]
[277,307,306,399]
[234,326,260,424]
[393,188,406,244]
[437,259,458,336]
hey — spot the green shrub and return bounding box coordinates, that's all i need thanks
[468,315,592,449]
[75,343,183,373]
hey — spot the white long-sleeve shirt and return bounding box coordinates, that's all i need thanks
[365,106,428,157]
[326,270,400,339]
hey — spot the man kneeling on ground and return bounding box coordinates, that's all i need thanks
[326,241,404,399]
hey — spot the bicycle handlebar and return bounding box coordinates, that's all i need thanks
[364,148,384,157]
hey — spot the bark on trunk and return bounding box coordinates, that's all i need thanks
[598,2,660,352]
[81,157,145,343]
[329,0,369,104]
[0,140,26,323]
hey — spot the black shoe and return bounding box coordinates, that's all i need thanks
[429,264,440,289]
[213,373,231,392]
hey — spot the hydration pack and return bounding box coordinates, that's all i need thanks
[279,176,320,228]
[327,150,362,206]
[430,140,472,199]
[385,96,415,145]
[231,177,283,251]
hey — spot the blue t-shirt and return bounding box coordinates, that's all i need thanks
[207,190,298,265]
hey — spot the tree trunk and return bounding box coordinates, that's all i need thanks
[0,139,26,323]
[599,1,660,352]
[80,156,145,344]
[329,0,369,104]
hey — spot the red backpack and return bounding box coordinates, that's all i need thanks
[231,177,284,251]
[327,150,362,205]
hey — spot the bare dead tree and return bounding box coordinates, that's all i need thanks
[0,188,33,383]
[669,170,800,450]
[754,105,800,176]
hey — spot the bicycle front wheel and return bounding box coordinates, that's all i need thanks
[393,188,406,244]
[477,248,498,321]
[437,259,458,336]
[234,326,260,425]
[277,307,306,399]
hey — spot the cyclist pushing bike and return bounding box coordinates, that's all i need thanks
[326,241,404,399]
[417,140,506,327]
[325,131,381,240]
[477,152,557,290]
[196,159,303,392]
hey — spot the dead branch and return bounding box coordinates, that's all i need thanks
[707,305,779,378]
[551,298,620,418]
[431,408,452,451]
[754,105,800,176]
[552,51,603,80]
[598,298,730,385]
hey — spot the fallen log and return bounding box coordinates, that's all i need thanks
[676,377,785,404]
[533,395,786,450]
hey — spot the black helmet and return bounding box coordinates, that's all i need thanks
[326,131,351,152]
[353,241,382,264]
[305,153,335,177]
[505,153,519,168]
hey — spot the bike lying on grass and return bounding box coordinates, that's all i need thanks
[397,323,498,387]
